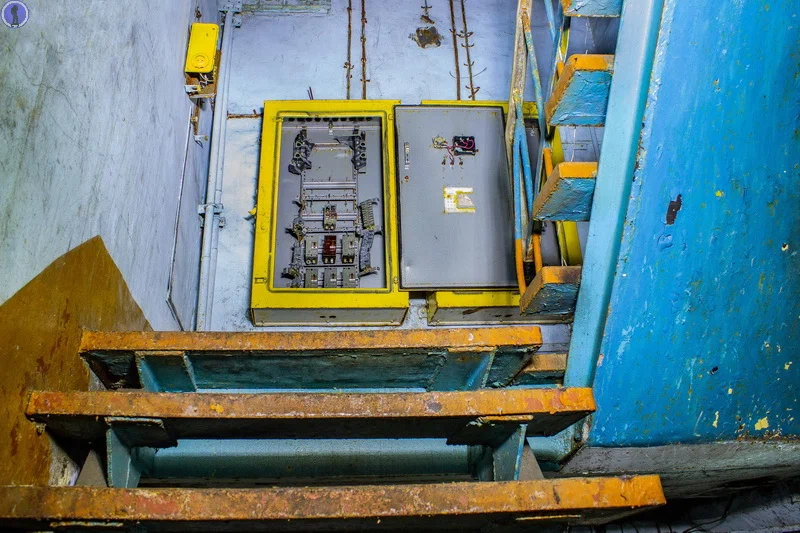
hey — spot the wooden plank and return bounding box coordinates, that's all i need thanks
[533,162,598,221]
[0,477,666,530]
[545,55,614,126]
[561,0,622,17]
[80,328,542,391]
[26,388,594,443]
[520,266,582,317]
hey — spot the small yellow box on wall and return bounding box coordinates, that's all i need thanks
[185,23,219,73]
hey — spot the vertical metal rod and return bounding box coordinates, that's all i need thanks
[459,0,478,100]
[512,129,527,295]
[345,0,353,99]
[360,0,367,99]
[522,11,547,199]
[505,0,531,172]
[543,0,556,42]
[449,0,462,100]
[166,107,195,331]
[515,102,534,215]
[196,10,234,331]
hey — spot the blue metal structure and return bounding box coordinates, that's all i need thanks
[570,0,800,446]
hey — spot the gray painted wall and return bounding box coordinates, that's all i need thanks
[0,0,216,329]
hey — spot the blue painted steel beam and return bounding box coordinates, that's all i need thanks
[145,439,473,483]
[586,0,800,445]
[565,0,665,389]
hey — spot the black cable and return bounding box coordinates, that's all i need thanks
[682,495,735,533]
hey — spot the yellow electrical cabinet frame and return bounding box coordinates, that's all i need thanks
[251,100,408,326]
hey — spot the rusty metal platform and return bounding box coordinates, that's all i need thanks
[79,327,545,391]
[27,388,594,443]
[0,477,665,531]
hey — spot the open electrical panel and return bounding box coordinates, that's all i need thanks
[274,117,387,291]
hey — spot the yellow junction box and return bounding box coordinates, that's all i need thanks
[185,23,219,73]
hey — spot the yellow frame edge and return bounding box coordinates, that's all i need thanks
[251,100,408,313]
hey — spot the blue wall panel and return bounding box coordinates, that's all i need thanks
[589,0,800,446]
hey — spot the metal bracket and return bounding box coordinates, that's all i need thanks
[198,203,224,227]
[492,424,527,481]
[194,134,209,146]
[218,0,242,13]
[105,417,175,488]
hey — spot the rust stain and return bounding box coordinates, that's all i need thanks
[0,476,665,522]
[228,110,262,119]
[80,326,542,357]
[0,237,149,485]
[410,26,442,48]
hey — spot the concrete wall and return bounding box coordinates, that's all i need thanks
[0,0,217,329]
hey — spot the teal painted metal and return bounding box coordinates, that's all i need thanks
[565,0,664,389]
[514,103,535,214]
[548,69,613,126]
[493,425,527,480]
[522,280,580,316]
[534,176,596,220]
[586,0,800,445]
[93,349,534,393]
[563,0,622,18]
[146,439,473,483]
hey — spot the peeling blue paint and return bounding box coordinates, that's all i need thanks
[588,0,800,446]
[564,0,622,18]
[549,69,612,126]
[535,177,596,221]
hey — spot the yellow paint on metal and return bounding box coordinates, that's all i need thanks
[185,23,219,73]
[533,162,598,220]
[420,100,539,118]
[251,100,408,325]
[546,127,584,265]
[519,265,582,315]
[519,353,567,375]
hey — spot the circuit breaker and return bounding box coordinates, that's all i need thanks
[250,101,408,326]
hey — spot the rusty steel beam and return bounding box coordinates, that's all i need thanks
[80,327,543,354]
[0,477,665,530]
[27,388,594,443]
[80,328,545,391]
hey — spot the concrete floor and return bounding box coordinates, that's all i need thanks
[209,0,571,349]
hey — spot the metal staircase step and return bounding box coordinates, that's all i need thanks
[545,55,614,126]
[0,477,665,531]
[513,353,568,385]
[80,327,544,392]
[520,266,582,317]
[26,388,595,443]
[533,162,598,221]
[561,0,622,17]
